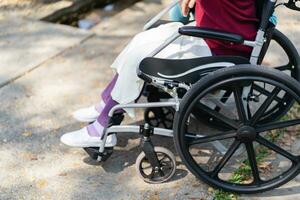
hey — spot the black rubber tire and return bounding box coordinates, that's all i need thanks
[135,147,177,184]
[174,65,300,194]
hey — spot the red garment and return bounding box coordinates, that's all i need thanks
[195,0,259,58]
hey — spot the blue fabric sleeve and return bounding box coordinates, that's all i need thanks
[169,3,190,24]
[269,13,278,26]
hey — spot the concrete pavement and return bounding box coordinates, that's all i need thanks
[1,1,300,199]
[0,18,93,87]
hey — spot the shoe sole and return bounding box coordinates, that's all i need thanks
[73,116,98,123]
[61,141,116,148]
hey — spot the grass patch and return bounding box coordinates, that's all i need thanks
[212,134,279,199]
[213,189,238,200]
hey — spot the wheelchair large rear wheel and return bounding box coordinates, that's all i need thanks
[174,66,300,193]
[258,29,300,123]
[196,29,300,130]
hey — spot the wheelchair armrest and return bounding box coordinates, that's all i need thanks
[146,19,195,30]
[179,26,244,44]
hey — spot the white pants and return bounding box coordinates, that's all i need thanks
[110,22,212,105]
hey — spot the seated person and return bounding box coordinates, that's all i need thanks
[60,0,258,148]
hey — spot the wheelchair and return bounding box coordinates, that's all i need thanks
[84,0,300,194]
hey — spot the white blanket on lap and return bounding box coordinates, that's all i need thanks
[110,22,212,116]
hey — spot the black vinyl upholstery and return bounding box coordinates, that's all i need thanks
[179,27,244,44]
[139,56,249,84]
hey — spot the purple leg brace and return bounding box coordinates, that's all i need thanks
[101,74,118,104]
[87,74,122,137]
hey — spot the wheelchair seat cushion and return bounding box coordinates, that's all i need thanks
[139,56,250,84]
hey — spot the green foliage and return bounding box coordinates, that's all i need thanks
[229,163,252,184]
[213,189,237,200]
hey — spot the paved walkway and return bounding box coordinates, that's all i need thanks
[0,0,73,20]
[0,1,300,199]
[0,18,93,87]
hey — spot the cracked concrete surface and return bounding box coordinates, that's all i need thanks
[1,1,300,199]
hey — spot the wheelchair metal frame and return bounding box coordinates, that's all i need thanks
[78,0,300,193]
[97,0,278,156]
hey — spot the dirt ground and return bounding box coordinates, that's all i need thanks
[0,0,74,19]
[1,0,300,199]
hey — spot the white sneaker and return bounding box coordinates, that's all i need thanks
[73,105,101,123]
[60,127,117,148]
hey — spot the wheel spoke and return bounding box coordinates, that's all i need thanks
[252,84,283,103]
[159,155,168,162]
[187,130,237,146]
[161,165,172,171]
[247,103,252,119]
[206,94,236,116]
[215,90,233,113]
[142,166,153,170]
[210,140,241,178]
[256,135,298,163]
[221,90,233,103]
[149,170,155,179]
[245,142,261,183]
[141,160,152,170]
[250,87,281,126]
[256,119,300,133]
[234,86,248,123]
[196,103,239,129]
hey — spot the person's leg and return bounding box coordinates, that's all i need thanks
[88,95,119,137]
[61,22,195,148]
[73,74,119,122]
[73,22,185,121]
[100,74,119,105]
[61,93,121,147]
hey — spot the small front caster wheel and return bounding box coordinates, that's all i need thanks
[135,147,176,184]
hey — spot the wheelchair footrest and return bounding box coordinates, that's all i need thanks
[83,147,114,162]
